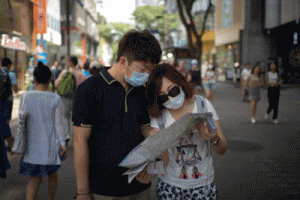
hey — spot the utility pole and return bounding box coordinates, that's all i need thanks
[66,0,70,57]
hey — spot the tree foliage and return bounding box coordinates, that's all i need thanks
[176,0,213,84]
[133,5,180,47]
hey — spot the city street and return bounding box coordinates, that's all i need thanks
[0,82,299,200]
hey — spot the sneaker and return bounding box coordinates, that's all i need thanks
[273,119,278,124]
[251,118,256,124]
[264,113,269,119]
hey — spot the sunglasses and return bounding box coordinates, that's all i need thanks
[158,86,181,104]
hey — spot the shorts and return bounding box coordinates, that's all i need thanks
[204,82,216,91]
[19,156,60,177]
[156,179,219,200]
[248,88,260,101]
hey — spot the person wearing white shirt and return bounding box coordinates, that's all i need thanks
[146,63,228,199]
[14,62,67,200]
[241,63,252,102]
[265,62,282,124]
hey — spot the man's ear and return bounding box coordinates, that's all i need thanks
[119,56,128,68]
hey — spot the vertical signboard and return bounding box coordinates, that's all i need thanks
[33,0,47,34]
[223,0,232,28]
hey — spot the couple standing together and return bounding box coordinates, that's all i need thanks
[73,30,228,200]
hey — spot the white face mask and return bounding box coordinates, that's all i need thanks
[163,87,185,110]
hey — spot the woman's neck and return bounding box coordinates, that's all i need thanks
[35,83,49,92]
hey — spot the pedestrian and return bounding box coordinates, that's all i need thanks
[203,65,217,103]
[265,62,282,124]
[241,63,252,102]
[72,30,162,200]
[0,58,14,179]
[243,64,264,124]
[190,59,202,94]
[82,61,91,77]
[55,56,86,146]
[51,61,61,92]
[89,61,103,76]
[146,63,228,200]
[176,60,192,82]
[13,62,67,200]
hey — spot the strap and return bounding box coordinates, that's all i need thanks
[157,111,166,130]
[195,95,207,113]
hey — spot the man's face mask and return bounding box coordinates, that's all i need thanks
[124,60,150,87]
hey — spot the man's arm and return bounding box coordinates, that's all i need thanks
[73,126,93,198]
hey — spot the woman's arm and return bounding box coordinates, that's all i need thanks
[211,120,228,155]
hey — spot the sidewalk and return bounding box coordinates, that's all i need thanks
[2,83,300,200]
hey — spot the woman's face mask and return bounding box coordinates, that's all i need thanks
[162,87,185,110]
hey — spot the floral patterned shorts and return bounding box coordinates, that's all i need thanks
[156,179,219,200]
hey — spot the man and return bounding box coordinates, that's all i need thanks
[176,60,192,82]
[55,56,86,146]
[51,61,61,92]
[72,30,162,200]
[241,63,252,102]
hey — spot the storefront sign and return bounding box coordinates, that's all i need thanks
[33,0,47,34]
[1,34,27,51]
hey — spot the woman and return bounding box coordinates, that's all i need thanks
[243,64,264,124]
[265,62,281,124]
[14,62,67,200]
[146,63,228,200]
[203,65,217,103]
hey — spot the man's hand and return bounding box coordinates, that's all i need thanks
[136,166,154,184]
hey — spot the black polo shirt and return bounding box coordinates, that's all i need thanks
[72,69,151,197]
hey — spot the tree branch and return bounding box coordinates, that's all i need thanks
[200,0,212,37]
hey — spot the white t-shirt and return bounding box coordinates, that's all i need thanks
[20,91,65,165]
[150,96,219,189]
[267,72,279,85]
[241,68,251,81]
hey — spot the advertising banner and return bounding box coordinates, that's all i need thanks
[33,0,47,34]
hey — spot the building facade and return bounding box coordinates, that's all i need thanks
[0,0,34,90]
[215,0,300,84]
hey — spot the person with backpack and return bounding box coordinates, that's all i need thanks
[13,62,67,200]
[146,63,228,199]
[55,56,86,146]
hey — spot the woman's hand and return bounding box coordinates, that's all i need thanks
[192,122,218,141]
[59,145,67,157]
[136,166,155,184]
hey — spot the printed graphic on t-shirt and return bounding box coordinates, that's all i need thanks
[175,132,202,179]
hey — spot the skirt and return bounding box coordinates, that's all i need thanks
[248,87,260,101]
[156,179,219,200]
[19,156,60,177]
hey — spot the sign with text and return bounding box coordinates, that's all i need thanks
[33,0,47,34]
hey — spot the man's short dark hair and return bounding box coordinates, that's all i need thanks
[34,61,52,84]
[1,58,12,67]
[69,56,78,67]
[116,30,162,65]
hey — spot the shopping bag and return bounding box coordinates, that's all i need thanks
[12,93,27,154]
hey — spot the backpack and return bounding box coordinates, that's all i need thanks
[0,68,12,101]
[57,70,76,99]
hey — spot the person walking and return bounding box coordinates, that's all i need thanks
[146,63,228,199]
[82,61,91,77]
[241,63,252,102]
[243,64,264,124]
[190,59,202,94]
[72,30,162,200]
[265,62,282,124]
[13,62,67,200]
[55,56,86,146]
[203,65,217,103]
[176,60,192,82]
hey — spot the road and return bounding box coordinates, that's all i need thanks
[0,83,299,199]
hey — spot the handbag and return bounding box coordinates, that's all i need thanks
[12,92,28,154]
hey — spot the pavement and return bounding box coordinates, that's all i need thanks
[1,83,299,200]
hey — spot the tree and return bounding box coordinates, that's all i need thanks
[98,21,132,62]
[133,5,180,48]
[176,0,213,85]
